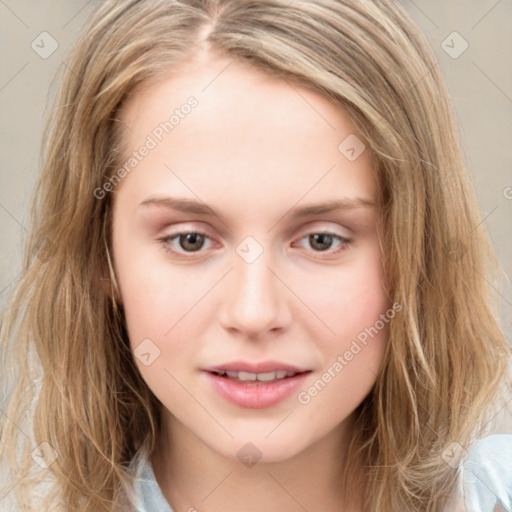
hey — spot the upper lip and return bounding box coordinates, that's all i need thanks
[203,360,312,374]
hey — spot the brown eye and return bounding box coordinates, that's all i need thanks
[296,231,351,256]
[159,231,212,256]
[177,232,206,252]
[308,233,335,251]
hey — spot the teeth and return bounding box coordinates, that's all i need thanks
[255,371,275,381]
[238,371,257,381]
[217,370,298,382]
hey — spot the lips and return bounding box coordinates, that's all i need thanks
[203,360,311,384]
[202,360,312,408]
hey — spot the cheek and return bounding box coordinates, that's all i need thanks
[117,263,173,343]
[295,240,389,401]
[115,256,202,405]
[113,237,217,396]
[295,240,389,348]
[297,270,390,421]
[113,226,204,344]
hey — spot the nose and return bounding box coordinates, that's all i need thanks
[218,247,292,340]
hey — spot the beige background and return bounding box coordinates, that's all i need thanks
[0,1,511,431]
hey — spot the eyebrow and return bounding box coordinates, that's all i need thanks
[139,195,375,221]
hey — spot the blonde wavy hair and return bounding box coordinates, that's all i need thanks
[1,0,511,510]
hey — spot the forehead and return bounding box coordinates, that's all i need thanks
[115,55,377,213]
[122,57,357,138]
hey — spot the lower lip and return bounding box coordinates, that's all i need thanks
[204,371,310,409]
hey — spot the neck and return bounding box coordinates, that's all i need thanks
[151,412,365,512]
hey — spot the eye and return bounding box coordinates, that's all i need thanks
[295,232,351,255]
[158,231,213,256]
[158,229,352,259]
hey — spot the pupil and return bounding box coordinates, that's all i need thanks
[310,233,332,251]
[180,233,204,252]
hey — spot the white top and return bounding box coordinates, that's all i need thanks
[130,434,512,512]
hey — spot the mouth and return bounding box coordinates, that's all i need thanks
[202,361,313,409]
[209,369,308,384]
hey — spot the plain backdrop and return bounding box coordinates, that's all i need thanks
[0,1,511,431]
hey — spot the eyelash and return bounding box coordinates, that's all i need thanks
[157,230,352,259]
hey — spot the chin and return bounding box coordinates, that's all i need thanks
[205,430,313,465]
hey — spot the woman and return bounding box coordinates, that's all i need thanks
[1,1,511,511]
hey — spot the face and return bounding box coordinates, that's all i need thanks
[111,54,390,463]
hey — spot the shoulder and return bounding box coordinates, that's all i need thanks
[461,433,512,512]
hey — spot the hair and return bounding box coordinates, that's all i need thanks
[1,0,511,510]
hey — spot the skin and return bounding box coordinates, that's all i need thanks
[111,52,390,512]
